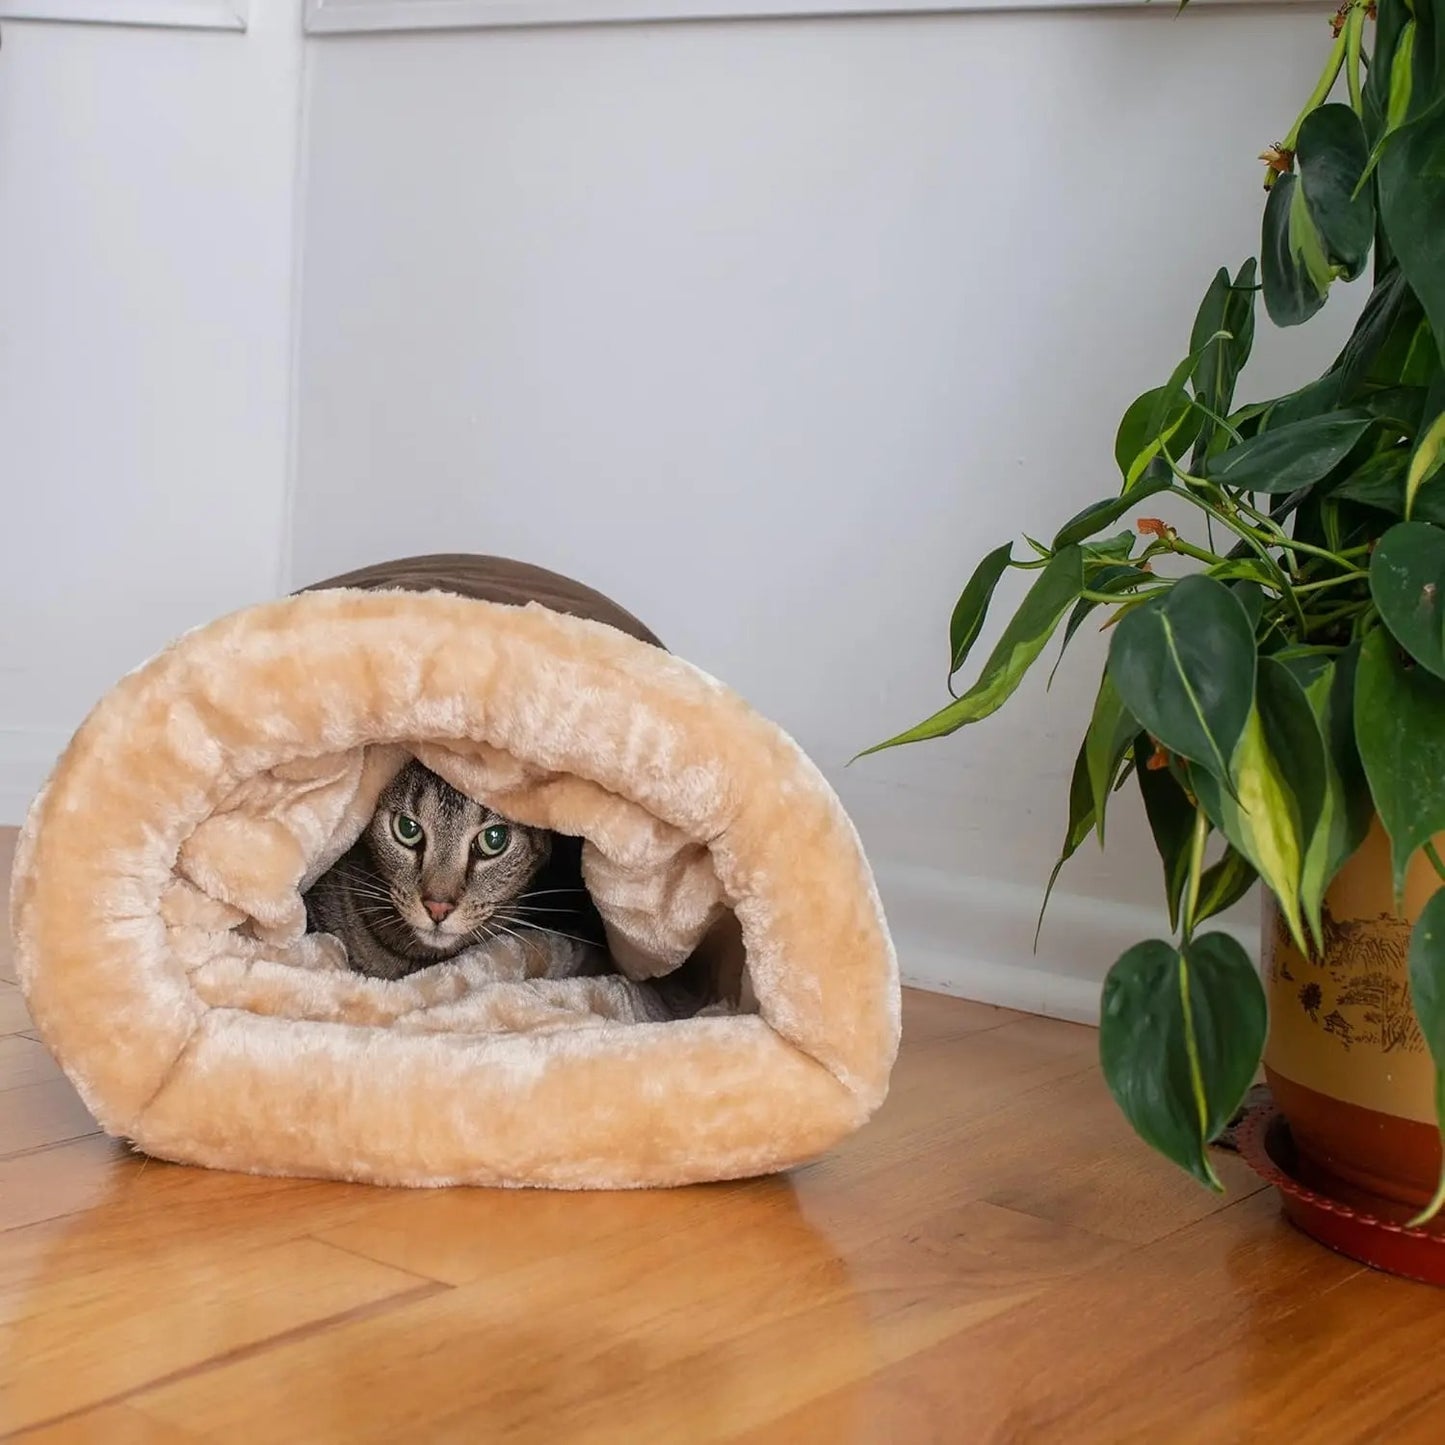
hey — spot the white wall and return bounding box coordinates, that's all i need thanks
[0,5,304,820]
[287,6,1365,1017]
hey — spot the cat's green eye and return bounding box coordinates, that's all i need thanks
[474,824,510,859]
[391,813,424,847]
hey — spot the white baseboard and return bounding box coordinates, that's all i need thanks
[876,858,1258,1026]
[0,729,66,829]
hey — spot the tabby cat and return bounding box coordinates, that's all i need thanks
[304,760,605,980]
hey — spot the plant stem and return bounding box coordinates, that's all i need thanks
[1426,842,1445,885]
[1219,493,1367,575]
[1280,537,1369,573]
[1080,586,1168,605]
[1293,572,1369,596]
[1161,535,1225,568]
[1166,484,1309,631]
[1305,601,1369,636]
[1345,4,1366,117]
[1280,27,1349,153]
[1188,396,1245,449]
[1181,806,1211,944]
[1229,494,1281,529]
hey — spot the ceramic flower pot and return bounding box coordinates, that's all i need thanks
[1261,817,1442,1208]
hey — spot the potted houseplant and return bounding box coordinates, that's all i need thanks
[868,0,1445,1255]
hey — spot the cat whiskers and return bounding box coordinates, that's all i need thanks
[326,873,402,908]
[490,911,599,952]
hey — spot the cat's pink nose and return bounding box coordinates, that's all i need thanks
[423,898,455,923]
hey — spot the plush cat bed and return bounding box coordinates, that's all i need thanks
[8,556,900,1188]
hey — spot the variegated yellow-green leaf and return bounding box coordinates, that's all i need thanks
[1297,648,1372,951]
[1115,387,1202,489]
[1406,409,1445,519]
[1262,173,1329,328]
[1195,846,1258,927]
[862,546,1085,755]
[1296,104,1374,282]
[1189,658,1326,954]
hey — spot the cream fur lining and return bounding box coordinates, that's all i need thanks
[9,589,900,1188]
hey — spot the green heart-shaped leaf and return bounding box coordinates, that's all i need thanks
[1202,411,1375,495]
[1379,101,1445,353]
[1136,748,1198,931]
[1053,471,1172,551]
[1331,267,1416,398]
[947,542,1014,686]
[1107,574,1257,785]
[1084,672,1138,846]
[1337,446,1445,527]
[1036,740,1100,944]
[1262,172,1330,328]
[1189,260,1258,465]
[1331,447,1412,513]
[1100,932,1267,1190]
[1266,372,1348,432]
[1371,521,1445,680]
[1355,625,1445,897]
[1296,103,1375,282]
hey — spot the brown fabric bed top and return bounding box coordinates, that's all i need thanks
[302,554,665,651]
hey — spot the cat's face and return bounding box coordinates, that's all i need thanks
[363,761,551,952]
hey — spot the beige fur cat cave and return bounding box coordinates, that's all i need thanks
[8,556,900,1188]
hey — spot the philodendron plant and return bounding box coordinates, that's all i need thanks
[869,0,1445,1218]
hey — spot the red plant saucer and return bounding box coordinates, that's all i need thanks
[1233,1100,1445,1286]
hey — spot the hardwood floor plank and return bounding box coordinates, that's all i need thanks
[16,1401,201,1443]
[0,1037,61,1093]
[0,1080,98,1162]
[897,988,1026,1045]
[0,1236,438,1433]
[131,1191,1122,1444]
[0,1158,422,1293]
[0,986,33,1039]
[793,1020,1259,1251]
[0,1136,139,1235]
[742,1190,1445,1444]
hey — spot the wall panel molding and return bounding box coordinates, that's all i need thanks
[305,0,1306,36]
[0,0,247,29]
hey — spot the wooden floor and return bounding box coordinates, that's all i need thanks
[2,827,1443,1442]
